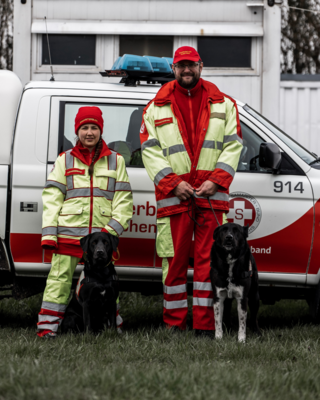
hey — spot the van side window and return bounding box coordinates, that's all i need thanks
[237,122,266,172]
[58,102,144,168]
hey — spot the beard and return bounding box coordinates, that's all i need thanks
[175,70,200,89]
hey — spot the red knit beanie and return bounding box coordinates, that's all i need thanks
[74,106,104,135]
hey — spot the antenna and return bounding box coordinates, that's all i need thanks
[44,16,55,82]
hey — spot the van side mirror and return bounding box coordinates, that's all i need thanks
[259,143,281,171]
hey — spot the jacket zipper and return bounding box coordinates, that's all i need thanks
[89,152,94,234]
[188,90,195,156]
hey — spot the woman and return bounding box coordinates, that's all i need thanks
[37,106,133,338]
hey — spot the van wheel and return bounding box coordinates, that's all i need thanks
[309,284,320,324]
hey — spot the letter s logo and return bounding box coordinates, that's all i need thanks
[235,208,243,220]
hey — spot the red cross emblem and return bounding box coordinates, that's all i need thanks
[227,197,256,227]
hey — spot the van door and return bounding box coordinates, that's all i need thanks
[47,96,156,275]
[228,114,313,278]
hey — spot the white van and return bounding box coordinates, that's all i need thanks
[2,70,320,320]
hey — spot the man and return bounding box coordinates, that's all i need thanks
[140,46,243,337]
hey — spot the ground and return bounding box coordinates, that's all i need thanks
[0,293,319,400]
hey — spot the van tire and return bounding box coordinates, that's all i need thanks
[309,283,320,324]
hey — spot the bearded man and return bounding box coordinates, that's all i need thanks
[140,46,243,338]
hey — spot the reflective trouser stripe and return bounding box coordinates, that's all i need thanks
[107,219,123,236]
[45,180,67,194]
[215,162,235,177]
[163,284,187,294]
[115,182,131,191]
[41,301,67,312]
[163,144,187,157]
[163,299,188,309]
[193,297,213,307]
[57,226,89,236]
[38,314,61,323]
[37,323,59,332]
[193,282,212,291]
[65,150,74,190]
[42,227,58,236]
[154,167,174,186]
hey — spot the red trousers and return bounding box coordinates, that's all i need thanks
[163,209,222,331]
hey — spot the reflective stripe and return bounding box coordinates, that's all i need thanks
[216,141,223,151]
[116,314,123,327]
[193,297,213,307]
[216,162,235,177]
[163,283,187,295]
[157,197,181,209]
[210,112,226,120]
[91,227,104,233]
[193,282,212,291]
[224,134,243,146]
[65,150,74,190]
[108,151,117,170]
[42,227,58,236]
[162,144,186,157]
[37,323,59,332]
[107,219,123,235]
[57,226,89,236]
[38,314,61,323]
[93,188,114,200]
[154,167,173,186]
[115,182,131,191]
[41,301,67,312]
[163,299,188,309]
[202,140,215,149]
[45,180,66,195]
[194,192,229,202]
[142,138,161,152]
[65,188,91,199]
[108,177,115,191]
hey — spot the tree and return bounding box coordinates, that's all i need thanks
[0,0,13,70]
[282,0,320,73]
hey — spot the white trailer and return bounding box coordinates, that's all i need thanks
[13,0,282,125]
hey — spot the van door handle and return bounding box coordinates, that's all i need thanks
[20,202,38,212]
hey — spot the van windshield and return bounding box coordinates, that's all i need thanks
[244,104,317,165]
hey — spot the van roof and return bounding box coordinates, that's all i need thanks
[24,80,244,107]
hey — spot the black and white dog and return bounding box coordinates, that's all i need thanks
[210,223,261,342]
[61,232,119,334]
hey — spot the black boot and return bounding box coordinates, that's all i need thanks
[195,329,215,340]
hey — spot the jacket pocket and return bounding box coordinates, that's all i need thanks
[95,168,117,178]
[59,206,83,216]
[156,217,174,258]
[99,206,111,217]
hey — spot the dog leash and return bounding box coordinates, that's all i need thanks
[186,190,221,227]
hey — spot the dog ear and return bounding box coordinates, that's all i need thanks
[109,234,119,252]
[243,225,249,239]
[80,234,91,253]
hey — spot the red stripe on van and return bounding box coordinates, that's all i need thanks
[10,233,42,262]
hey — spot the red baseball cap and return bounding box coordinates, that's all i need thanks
[74,106,104,135]
[173,46,202,64]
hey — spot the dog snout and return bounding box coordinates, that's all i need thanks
[96,249,105,257]
[226,233,233,240]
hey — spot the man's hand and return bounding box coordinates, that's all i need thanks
[195,181,219,197]
[173,181,194,201]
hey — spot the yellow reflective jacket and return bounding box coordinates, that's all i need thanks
[140,79,243,218]
[41,141,133,253]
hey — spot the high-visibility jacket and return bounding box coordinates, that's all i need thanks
[41,140,133,252]
[140,79,243,219]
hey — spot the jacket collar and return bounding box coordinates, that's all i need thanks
[154,78,224,106]
[71,139,112,166]
[175,78,202,96]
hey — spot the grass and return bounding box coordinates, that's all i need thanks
[0,292,320,400]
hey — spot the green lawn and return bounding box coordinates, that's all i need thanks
[0,293,319,400]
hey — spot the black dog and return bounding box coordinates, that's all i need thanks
[210,223,261,342]
[61,232,119,334]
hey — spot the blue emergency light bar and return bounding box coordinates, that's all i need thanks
[100,54,175,86]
